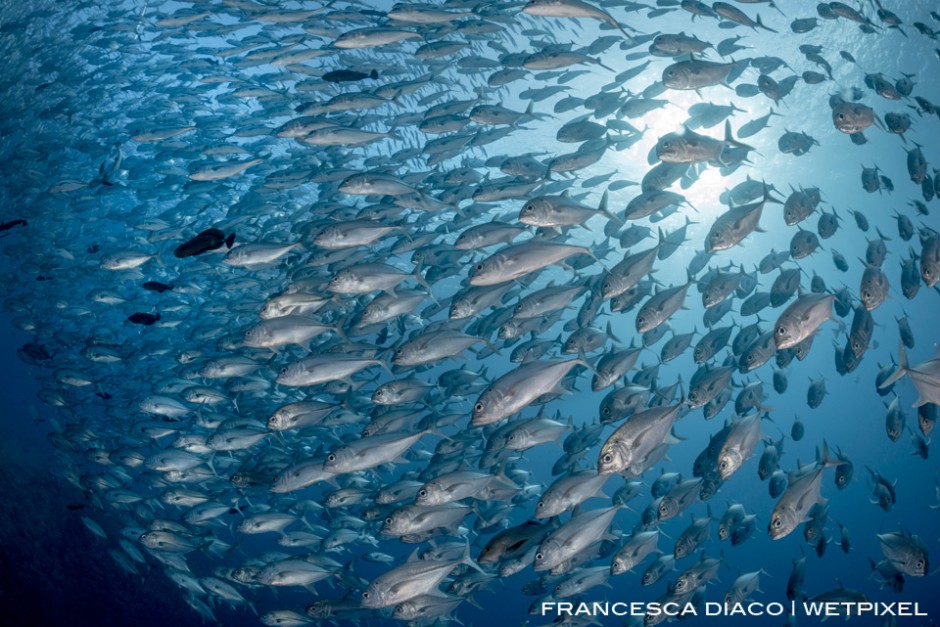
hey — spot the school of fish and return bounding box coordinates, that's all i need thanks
[0,0,938,625]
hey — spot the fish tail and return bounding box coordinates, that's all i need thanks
[756,14,778,34]
[817,440,839,468]
[724,120,754,154]
[576,348,598,376]
[412,265,433,292]
[461,539,486,574]
[598,190,623,224]
[879,343,908,388]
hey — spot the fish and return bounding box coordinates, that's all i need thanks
[322,69,379,82]
[878,528,929,577]
[773,293,835,350]
[127,312,160,326]
[831,98,881,135]
[522,0,634,38]
[598,402,684,475]
[0,218,27,231]
[611,529,660,575]
[880,344,940,407]
[716,412,765,480]
[656,121,753,166]
[469,241,592,286]
[173,228,236,258]
[662,59,746,90]
[360,545,478,608]
[705,192,770,252]
[769,444,837,539]
[473,359,586,426]
[635,275,696,333]
[188,159,262,182]
[141,281,173,293]
[674,509,713,559]
[533,505,620,571]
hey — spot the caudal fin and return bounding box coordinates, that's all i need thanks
[878,343,908,388]
[724,120,754,154]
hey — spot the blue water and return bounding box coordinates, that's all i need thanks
[0,1,938,626]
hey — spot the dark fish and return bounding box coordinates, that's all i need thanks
[128,312,161,325]
[142,281,174,293]
[0,218,27,231]
[322,69,379,82]
[173,228,236,258]
[791,17,817,33]
[791,416,805,441]
[18,342,51,362]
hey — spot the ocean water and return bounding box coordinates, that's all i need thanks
[0,1,938,626]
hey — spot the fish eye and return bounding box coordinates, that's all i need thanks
[537,501,544,508]
[602,453,612,464]
[837,113,845,120]
[362,592,370,599]
[777,327,786,335]
[280,367,288,374]
[535,552,543,560]
[773,519,782,528]
[474,402,484,412]
[475,264,484,271]
[327,454,336,462]
[385,517,392,524]
[418,489,427,497]
[602,407,610,415]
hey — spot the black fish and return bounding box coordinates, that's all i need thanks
[142,281,174,293]
[173,228,235,258]
[128,312,160,325]
[19,342,51,361]
[0,219,27,231]
[322,69,378,83]
[65,504,86,511]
